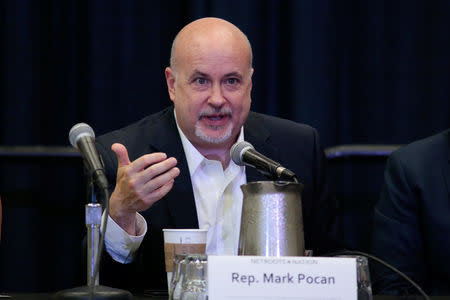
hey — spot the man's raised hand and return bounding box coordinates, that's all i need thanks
[109,143,180,235]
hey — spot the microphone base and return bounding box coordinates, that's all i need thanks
[55,285,133,300]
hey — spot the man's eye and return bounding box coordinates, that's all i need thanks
[226,78,239,85]
[195,78,207,85]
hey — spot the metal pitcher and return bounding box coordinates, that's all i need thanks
[238,181,305,256]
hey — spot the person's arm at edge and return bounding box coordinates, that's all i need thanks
[371,153,425,295]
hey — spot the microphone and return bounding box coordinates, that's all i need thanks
[59,123,132,299]
[69,123,108,190]
[230,141,297,181]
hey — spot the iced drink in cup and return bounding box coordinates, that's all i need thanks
[163,229,207,291]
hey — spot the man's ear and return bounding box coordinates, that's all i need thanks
[165,67,176,102]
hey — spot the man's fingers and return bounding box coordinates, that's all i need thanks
[141,167,180,195]
[111,143,131,167]
[112,143,170,173]
[144,179,176,208]
[141,157,178,180]
[131,152,168,171]
[109,145,179,213]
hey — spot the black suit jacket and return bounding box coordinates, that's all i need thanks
[96,106,341,292]
[371,129,450,295]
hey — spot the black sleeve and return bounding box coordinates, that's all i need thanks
[371,153,424,295]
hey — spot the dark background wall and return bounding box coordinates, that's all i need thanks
[0,0,449,293]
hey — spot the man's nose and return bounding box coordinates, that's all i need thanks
[207,83,226,107]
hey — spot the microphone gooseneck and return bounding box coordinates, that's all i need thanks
[230,141,298,182]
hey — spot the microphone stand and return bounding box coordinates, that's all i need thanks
[55,175,132,300]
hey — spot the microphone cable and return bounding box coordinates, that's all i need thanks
[323,250,430,300]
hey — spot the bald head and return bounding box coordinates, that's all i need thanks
[169,17,253,73]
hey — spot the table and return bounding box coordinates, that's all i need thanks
[2,294,450,300]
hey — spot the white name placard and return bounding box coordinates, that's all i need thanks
[208,255,356,300]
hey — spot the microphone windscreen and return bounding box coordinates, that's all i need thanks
[69,123,95,148]
[230,141,254,166]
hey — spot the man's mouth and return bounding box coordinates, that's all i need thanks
[199,112,232,127]
[205,114,227,121]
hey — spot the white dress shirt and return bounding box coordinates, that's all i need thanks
[104,113,247,263]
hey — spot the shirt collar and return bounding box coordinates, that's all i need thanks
[174,109,244,176]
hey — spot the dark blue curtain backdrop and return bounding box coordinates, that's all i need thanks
[1,0,448,147]
[0,0,449,292]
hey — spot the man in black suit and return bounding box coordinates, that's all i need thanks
[96,17,340,291]
[371,129,450,295]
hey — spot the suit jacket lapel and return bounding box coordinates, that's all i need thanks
[244,112,279,182]
[146,107,199,228]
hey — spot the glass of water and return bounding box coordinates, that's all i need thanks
[169,254,188,300]
[337,255,373,300]
[179,254,208,300]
